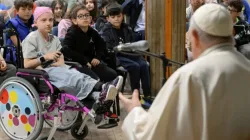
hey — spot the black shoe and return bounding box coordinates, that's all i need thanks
[143,96,154,104]
[141,104,150,109]
[93,100,114,115]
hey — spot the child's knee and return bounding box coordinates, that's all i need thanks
[6,64,16,76]
[139,60,149,69]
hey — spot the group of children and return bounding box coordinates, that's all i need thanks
[1,0,153,110]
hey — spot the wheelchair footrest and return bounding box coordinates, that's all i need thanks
[97,121,118,129]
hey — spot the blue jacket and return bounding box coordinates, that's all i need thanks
[243,0,250,23]
[5,15,33,63]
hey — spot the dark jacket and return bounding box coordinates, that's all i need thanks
[62,25,105,66]
[100,22,134,50]
[122,0,143,30]
[95,15,107,32]
[234,17,250,49]
[100,22,135,68]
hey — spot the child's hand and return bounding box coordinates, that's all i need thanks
[44,51,62,61]
[91,58,100,67]
[87,62,92,69]
[0,60,7,72]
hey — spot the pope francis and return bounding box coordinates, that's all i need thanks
[119,4,250,140]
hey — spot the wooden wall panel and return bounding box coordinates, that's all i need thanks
[147,0,185,95]
[147,0,166,95]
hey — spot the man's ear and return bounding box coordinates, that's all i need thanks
[89,16,92,22]
[72,19,77,25]
[190,29,200,49]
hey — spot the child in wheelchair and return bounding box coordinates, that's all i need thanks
[21,7,123,119]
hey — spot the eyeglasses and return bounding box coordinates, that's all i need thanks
[77,14,90,20]
[227,7,238,13]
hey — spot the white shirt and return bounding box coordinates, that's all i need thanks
[134,0,145,32]
[122,43,250,140]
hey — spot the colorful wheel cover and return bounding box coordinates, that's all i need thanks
[0,82,40,139]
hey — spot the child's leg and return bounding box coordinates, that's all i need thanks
[118,56,141,91]
[91,63,117,82]
[44,67,98,100]
[136,57,151,97]
[77,66,100,81]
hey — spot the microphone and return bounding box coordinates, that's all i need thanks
[114,40,149,52]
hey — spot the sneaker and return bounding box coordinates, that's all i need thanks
[140,98,151,109]
[104,76,123,91]
[143,96,154,104]
[94,85,118,115]
[99,85,118,103]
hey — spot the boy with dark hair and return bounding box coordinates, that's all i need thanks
[228,0,250,48]
[100,2,152,108]
[5,0,34,63]
[228,0,250,59]
[95,0,113,32]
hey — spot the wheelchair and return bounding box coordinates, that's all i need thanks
[0,32,119,140]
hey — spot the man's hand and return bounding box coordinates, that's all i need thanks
[119,90,141,113]
[87,62,92,69]
[0,60,7,72]
[91,58,100,67]
[44,51,62,61]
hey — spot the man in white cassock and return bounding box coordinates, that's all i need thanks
[119,4,250,140]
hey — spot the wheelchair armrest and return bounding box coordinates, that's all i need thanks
[65,61,83,69]
[17,69,49,79]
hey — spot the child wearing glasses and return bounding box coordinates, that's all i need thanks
[63,5,117,82]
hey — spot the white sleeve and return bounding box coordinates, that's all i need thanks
[122,71,207,140]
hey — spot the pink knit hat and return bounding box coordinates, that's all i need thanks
[33,7,53,21]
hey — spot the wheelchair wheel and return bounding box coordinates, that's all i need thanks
[70,122,88,140]
[0,77,44,140]
[45,100,80,131]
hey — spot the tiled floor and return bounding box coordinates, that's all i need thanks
[0,98,130,140]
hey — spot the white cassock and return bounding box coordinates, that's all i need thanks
[122,43,250,140]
